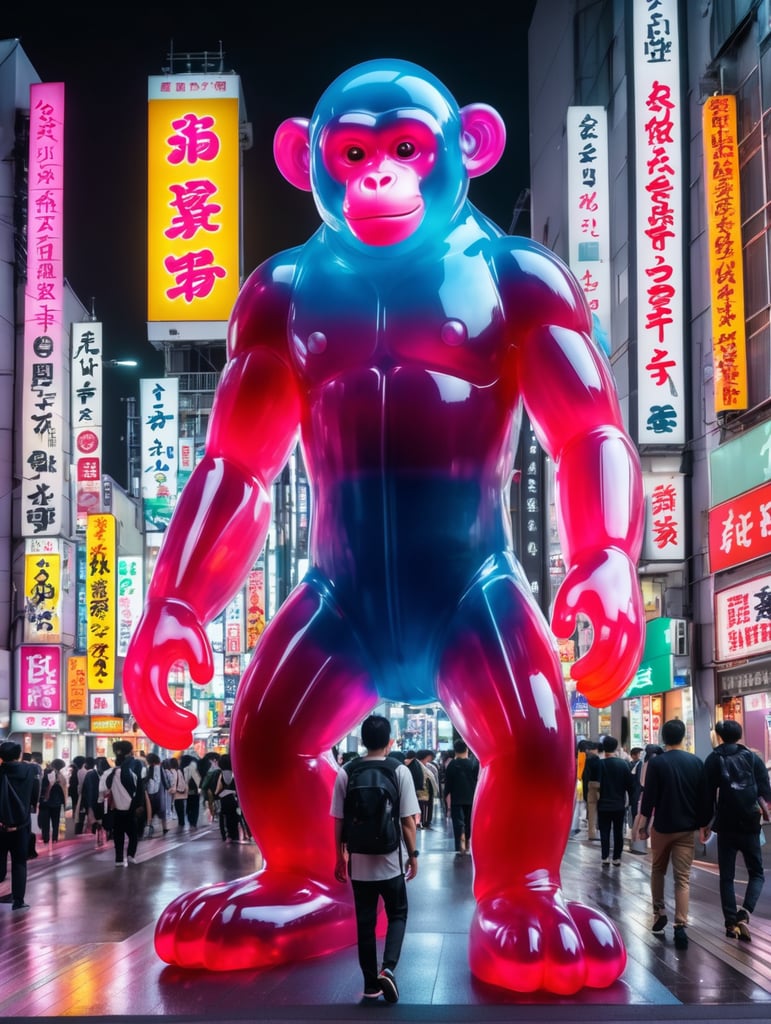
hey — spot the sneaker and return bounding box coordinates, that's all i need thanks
[735,909,751,942]
[601,858,610,865]
[115,860,128,867]
[726,924,741,939]
[12,901,30,912]
[673,925,688,950]
[0,894,13,904]
[652,913,667,933]
[612,859,622,866]
[127,856,138,864]
[377,968,399,1004]
[359,992,381,1007]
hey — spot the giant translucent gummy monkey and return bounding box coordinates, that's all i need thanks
[124,59,644,995]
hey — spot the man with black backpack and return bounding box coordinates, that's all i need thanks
[702,719,771,942]
[331,714,420,1006]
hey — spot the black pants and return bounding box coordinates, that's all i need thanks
[0,825,29,904]
[111,808,139,862]
[351,874,408,993]
[450,802,472,851]
[38,802,63,843]
[717,830,765,925]
[598,808,626,861]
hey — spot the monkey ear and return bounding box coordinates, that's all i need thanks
[273,118,313,191]
[459,104,506,178]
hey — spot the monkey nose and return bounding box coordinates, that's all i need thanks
[361,172,394,192]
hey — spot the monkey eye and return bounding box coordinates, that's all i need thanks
[396,141,416,158]
[346,146,366,161]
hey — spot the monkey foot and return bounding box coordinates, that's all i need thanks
[469,889,627,995]
[154,870,357,970]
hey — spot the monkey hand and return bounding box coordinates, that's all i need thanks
[122,598,214,750]
[551,547,645,708]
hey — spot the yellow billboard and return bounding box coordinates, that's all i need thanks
[147,74,240,323]
[24,550,61,643]
[703,95,748,413]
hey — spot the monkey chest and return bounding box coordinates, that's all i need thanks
[288,260,506,389]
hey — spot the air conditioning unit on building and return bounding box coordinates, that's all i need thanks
[671,618,689,657]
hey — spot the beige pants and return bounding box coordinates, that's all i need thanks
[586,780,600,838]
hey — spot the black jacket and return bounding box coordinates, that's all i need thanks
[444,757,477,804]
[0,760,40,825]
[704,742,771,833]
[597,756,635,812]
[639,749,712,833]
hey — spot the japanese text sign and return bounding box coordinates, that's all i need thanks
[18,644,62,713]
[71,322,103,530]
[709,479,771,573]
[715,573,771,662]
[566,106,611,356]
[147,74,240,323]
[24,547,62,643]
[642,472,685,561]
[633,0,685,445]
[703,95,747,413]
[22,82,66,537]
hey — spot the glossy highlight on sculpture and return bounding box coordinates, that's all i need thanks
[124,59,645,995]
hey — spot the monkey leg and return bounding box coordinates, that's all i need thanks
[438,564,626,994]
[155,579,379,970]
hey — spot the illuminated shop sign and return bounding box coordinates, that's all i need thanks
[147,74,240,325]
[703,95,747,413]
[22,82,66,536]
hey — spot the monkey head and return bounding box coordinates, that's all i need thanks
[273,59,506,250]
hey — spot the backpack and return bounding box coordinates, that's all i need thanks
[146,766,160,796]
[0,773,27,829]
[174,770,188,796]
[342,757,402,855]
[718,748,761,828]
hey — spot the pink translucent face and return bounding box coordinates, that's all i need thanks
[321,118,437,245]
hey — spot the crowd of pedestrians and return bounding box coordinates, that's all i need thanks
[572,718,771,952]
[4,718,771,1006]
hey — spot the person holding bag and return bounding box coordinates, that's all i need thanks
[38,759,67,845]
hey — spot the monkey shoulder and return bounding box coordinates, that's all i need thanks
[226,249,301,360]
[495,236,592,334]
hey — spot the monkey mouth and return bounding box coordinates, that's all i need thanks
[346,205,421,222]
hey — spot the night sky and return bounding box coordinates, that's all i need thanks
[5,3,536,481]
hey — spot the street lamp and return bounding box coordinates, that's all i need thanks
[103,359,138,368]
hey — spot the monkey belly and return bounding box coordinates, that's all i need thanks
[310,475,510,703]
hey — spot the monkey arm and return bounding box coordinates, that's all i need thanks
[519,319,645,706]
[123,273,302,748]
[146,346,301,621]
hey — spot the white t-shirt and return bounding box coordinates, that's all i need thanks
[330,756,420,882]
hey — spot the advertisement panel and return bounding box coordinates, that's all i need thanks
[147,74,240,324]
[708,479,771,573]
[642,472,685,561]
[17,644,62,712]
[703,95,748,412]
[22,82,66,536]
[140,377,179,531]
[71,322,103,530]
[715,572,771,663]
[566,106,611,355]
[632,0,685,445]
[67,655,87,715]
[117,555,144,656]
[24,547,62,643]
